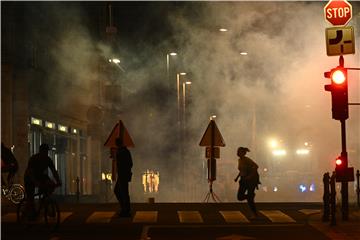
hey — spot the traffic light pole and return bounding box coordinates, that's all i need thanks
[340,119,349,221]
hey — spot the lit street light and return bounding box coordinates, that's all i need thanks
[176,72,187,124]
[109,58,125,72]
[166,52,177,88]
[182,81,192,131]
[219,28,228,32]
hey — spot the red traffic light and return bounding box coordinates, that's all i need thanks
[324,66,349,121]
[324,67,347,84]
[331,69,346,84]
[335,157,343,166]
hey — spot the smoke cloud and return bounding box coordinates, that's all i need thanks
[21,2,360,202]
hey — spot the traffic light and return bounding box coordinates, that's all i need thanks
[324,66,348,120]
[335,155,346,182]
[334,154,354,182]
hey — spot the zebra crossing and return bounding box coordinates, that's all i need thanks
[2,209,319,224]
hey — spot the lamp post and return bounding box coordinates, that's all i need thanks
[176,72,187,125]
[181,80,191,201]
[182,81,192,132]
[166,52,177,88]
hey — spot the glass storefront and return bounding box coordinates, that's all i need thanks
[28,117,88,196]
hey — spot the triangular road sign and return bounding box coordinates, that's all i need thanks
[199,120,225,147]
[104,120,135,148]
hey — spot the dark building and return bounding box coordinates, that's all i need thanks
[1,2,125,199]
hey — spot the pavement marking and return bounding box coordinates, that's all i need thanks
[216,234,255,240]
[86,211,115,223]
[60,212,73,223]
[133,211,158,223]
[298,209,321,215]
[2,213,17,222]
[219,211,250,223]
[177,211,203,223]
[352,211,360,217]
[259,210,296,223]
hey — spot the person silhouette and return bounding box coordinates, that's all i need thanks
[113,138,133,217]
[234,147,260,218]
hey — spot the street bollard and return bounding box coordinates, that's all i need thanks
[76,177,80,203]
[357,170,360,208]
[330,171,336,226]
[322,172,330,222]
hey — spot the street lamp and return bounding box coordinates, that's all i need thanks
[219,28,228,32]
[182,81,192,131]
[166,52,177,88]
[176,72,187,124]
[109,58,125,72]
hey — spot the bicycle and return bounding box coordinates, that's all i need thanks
[1,182,25,204]
[17,184,60,231]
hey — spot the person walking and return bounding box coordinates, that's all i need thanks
[113,137,133,217]
[234,147,260,218]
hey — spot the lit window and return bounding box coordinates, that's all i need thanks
[72,128,78,134]
[142,170,160,193]
[45,121,55,129]
[58,124,68,132]
[31,117,42,126]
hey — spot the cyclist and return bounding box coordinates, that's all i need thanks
[24,143,61,219]
[1,142,19,187]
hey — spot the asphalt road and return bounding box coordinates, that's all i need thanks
[2,201,355,240]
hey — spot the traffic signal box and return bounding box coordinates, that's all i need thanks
[324,66,349,120]
[335,155,354,182]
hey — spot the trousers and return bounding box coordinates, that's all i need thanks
[114,179,131,214]
[237,177,257,214]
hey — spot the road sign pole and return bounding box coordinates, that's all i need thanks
[340,119,349,220]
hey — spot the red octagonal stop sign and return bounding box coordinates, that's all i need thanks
[324,0,352,26]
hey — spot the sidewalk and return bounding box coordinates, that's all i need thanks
[308,208,360,240]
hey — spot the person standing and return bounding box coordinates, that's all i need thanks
[234,147,260,218]
[113,138,133,217]
[1,142,19,187]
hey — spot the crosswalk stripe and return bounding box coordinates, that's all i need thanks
[60,212,73,223]
[260,210,296,223]
[177,211,203,223]
[2,213,17,222]
[220,211,250,223]
[133,211,158,223]
[86,211,115,223]
[298,209,321,215]
[352,211,360,217]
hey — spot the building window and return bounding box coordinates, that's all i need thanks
[31,117,42,126]
[58,124,68,133]
[71,128,78,134]
[45,121,55,129]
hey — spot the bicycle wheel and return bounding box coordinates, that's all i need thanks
[9,184,25,204]
[44,199,60,231]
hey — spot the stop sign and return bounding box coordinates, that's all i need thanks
[324,0,352,26]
